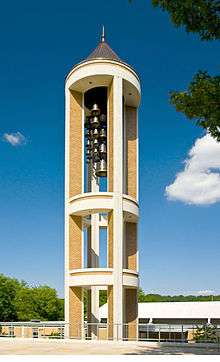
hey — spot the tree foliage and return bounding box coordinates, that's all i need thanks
[194,324,218,342]
[170,71,220,141]
[152,0,220,41]
[151,0,220,140]
[0,274,63,322]
[0,274,21,321]
[138,288,220,302]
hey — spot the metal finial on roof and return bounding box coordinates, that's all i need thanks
[101,25,105,42]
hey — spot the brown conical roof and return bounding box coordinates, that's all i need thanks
[65,28,139,80]
[86,40,122,62]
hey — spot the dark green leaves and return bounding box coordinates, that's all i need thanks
[152,0,220,41]
[0,274,64,321]
[170,71,220,141]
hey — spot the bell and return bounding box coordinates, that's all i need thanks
[93,146,99,156]
[93,128,99,139]
[86,149,91,157]
[90,116,99,128]
[86,139,91,149]
[96,159,107,177]
[91,104,100,116]
[93,139,99,147]
[99,143,107,154]
[99,128,107,139]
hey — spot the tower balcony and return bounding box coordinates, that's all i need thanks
[68,192,139,223]
[68,268,139,288]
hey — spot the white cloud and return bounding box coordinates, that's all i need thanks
[197,290,215,296]
[3,132,27,146]
[166,134,220,205]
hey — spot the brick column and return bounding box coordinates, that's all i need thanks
[69,287,83,338]
[125,288,138,340]
[125,106,137,200]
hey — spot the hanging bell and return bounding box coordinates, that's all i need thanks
[99,143,107,154]
[93,139,99,147]
[91,104,100,116]
[86,139,92,149]
[90,116,100,128]
[96,159,107,177]
[86,149,91,157]
[93,146,99,156]
[93,128,99,139]
[99,128,107,140]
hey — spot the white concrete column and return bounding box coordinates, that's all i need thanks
[112,75,124,340]
[91,168,100,339]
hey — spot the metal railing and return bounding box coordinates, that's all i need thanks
[0,321,220,344]
[0,322,66,339]
[68,322,220,344]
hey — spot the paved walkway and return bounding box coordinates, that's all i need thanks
[0,338,219,355]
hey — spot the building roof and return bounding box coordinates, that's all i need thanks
[86,27,122,63]
[99,302,220,320]
[66,28,138,79]
[86,39,122,63]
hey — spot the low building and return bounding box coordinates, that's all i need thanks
[99,301,220,341]
[99,301,220,325]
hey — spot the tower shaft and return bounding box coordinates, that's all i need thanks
[65,37,141,340]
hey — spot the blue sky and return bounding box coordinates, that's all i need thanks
[1,0,220,297]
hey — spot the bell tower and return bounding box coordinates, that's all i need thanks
[65,29,141,340]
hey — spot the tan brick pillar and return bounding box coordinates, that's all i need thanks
[125,106,137,200]
[69,287,83,338]
[124,222,138,340]
[125,222,137,270]
[69,215,83,337]
[125,288,138,340]
[69,215,82,270]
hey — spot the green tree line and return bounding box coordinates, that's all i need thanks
[1,274,219,321]
[138,288,220,302]
[0,274,63,322]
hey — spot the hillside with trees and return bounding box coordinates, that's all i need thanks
[138,288,219,302]
[0,274,219,321]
